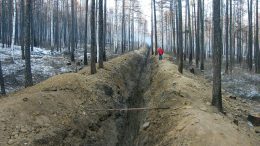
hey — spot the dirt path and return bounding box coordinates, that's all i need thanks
[135,56,260,146]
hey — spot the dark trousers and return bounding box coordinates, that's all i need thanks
[159,55,163,60]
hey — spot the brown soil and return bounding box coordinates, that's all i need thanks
[0,50,259,146]
[136,56,260,146]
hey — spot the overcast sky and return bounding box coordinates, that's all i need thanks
[107,0,152,29]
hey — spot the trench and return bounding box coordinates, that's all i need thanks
[21,49,155,146]
[115,49,152,146]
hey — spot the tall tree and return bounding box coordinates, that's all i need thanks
[114,0,119,53]
[196,0,200,68]
[90,0,97,74]
[30,0,34,51]
[230,0,233,72]
[225,0,229,73]
[153,0,158,55]
[237,0,243,65]
[54,0,59,51]
[176,1,179,61]
[151,0,154,55]
[121,0,126,53]
[255,0,260,73]
[212,0,223,112]
[103,0,107,61]
[160,0,164,49]
[1,0,6,48]
[25,0,33,87]
[84,0,89,65]
[7,0,12,47]
[99,0,104,68]
[11,0,17,60]
[50,0,54,52]
[187,0,193,64]
[178,0,183,73]
[248,0,253,71]
[20,0,25,59]
[200,0,205,70]
[71,0,75,62]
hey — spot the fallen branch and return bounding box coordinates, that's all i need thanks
[85,106,182,112]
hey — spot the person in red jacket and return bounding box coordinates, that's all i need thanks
[157,47,164,60]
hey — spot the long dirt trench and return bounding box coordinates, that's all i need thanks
[0,49,259,146]
[0,49,157,146]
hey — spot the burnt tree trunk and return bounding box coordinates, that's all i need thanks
[255,0,260,73]
[90,0,97,74]
[84,0,89,65]
[178,0,183,74]
[153,0,158,55]
[25,0,33,87]
[212,0,223,112]
[99,0,104,68]
[225,0,229,73]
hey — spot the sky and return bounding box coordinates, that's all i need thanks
[107,0,152,30]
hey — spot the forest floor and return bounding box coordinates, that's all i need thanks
[0,49,259,145]
[0,44,117,93]
[203,61,260,102]
[167,52,260,103]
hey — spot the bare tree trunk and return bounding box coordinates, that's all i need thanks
[103,0,107,61]
[25,0,33,87]
[200,0,204,70]
[114,0,118,54]
[20,0,25,59]
[176,2,179,61]
[212,0,223,112]
[184,5,188,61]
[71,0,75,62]
[178,0,183,74]
[121,0,125,53]
[160,1,164,49]
[238,1,242,65]
[196,0,200,68]
[127,5,131,52]
[30,0,34,52]
[99,0,104,68]
[187,0,193,65]
[225,0,229,73]
[90,0,97,74]
[230,0,233,72]
[151,0,154,55]
[248,0,253,71]
[11,0,16,60]
[255,0,260,73]
[153,0,158,55]
[50,0,54,53]
[2,0,6,48]
[84,0,89,65]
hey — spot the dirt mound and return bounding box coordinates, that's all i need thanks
[0,49,150,146]
[135,57,260,146]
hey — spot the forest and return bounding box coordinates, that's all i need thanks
[0,0,260,145]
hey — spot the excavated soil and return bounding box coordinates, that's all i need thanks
[136,56,260,146]
[0,49,259,146]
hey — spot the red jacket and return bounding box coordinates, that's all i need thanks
[157,48,164,55]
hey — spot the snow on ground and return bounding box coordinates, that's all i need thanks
[0,44,90,93]
[223,72,260,101]
[204,64,260,102]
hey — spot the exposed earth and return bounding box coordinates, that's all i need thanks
[0,49,259,146]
